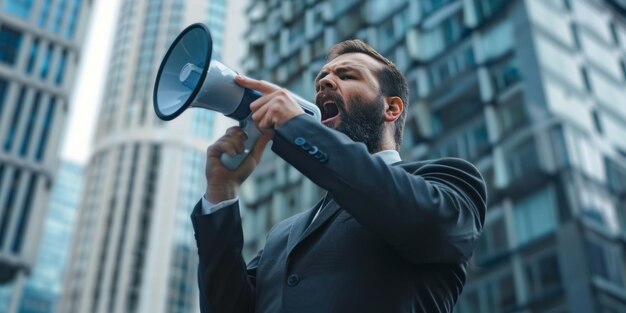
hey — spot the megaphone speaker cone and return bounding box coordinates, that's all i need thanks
[153,23,212,120]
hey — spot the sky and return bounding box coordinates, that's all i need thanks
[61,0,121,165]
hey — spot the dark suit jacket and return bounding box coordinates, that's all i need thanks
[191,114,487,313]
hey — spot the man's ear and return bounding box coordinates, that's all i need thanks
[384,96,403,123]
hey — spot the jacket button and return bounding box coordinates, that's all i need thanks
[287,274,300,286]
[307,146,319,155]
[294,137,306,146]
[319,154,329,163]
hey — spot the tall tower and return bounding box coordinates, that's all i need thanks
[59,1,228,313]
[0,0,92,288]
[242,0,626,312]
[0,161,83,313]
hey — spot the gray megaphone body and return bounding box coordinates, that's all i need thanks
[154,23,321,170]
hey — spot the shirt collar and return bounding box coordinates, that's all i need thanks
[373,150,401,165]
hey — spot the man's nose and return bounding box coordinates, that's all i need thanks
[318,75,337,91]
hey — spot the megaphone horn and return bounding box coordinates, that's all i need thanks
[154,23,321,170]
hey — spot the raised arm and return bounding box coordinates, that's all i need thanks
[271,114,487,264]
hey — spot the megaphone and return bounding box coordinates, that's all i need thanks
[154,23,321,170]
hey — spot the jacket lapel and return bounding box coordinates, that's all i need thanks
[286,197,324,254]
[287,197,341,257]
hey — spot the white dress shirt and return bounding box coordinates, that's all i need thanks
[200,150,401,215]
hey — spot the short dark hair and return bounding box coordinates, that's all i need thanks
[327,39,409,150]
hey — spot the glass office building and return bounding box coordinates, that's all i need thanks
[0,0,91,292]
[241,0,626,312]
[0,161,82,313]
[58,1,229,313]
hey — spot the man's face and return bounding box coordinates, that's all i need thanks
[314,53,386,153]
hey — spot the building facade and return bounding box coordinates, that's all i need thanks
[58,1,230,313]
[0,161,82,313]
[0,0,92,287]
[241,0,626,312]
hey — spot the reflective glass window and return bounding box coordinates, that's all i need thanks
[2,0,34,19]
[514,186,558,245]
[0,25,23,65]
[480,20,514,61]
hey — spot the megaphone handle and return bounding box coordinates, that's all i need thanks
[220,117,262,171]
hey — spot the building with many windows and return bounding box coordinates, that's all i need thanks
[0,0,92,286]
[58,1,232,313]
[0,161,82,313]
[241,0,626,312]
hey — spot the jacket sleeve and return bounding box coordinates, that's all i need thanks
[271,114,487,264]
[191,200,259,313]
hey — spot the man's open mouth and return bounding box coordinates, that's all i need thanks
[321,101,339,123]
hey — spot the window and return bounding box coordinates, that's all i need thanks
[434,117,489,160]
[505,138,540,182]
[0,25,23,65]
[4,87,27,152]
[490,57,521,93]
[571,24,581,49]
[0,170,22,249]
[2,0,34,18]
[40,44,53,80]
[420,0,454,16]
[52,0,68,33]
[581,67,592,92]
[11,174,37,253]
[585,238,623,286]
[428,44,474,89]
[19,92,41,157]
[513,186,558,245]
[377,18,396,51]
[578,179,618,233]
[0,79,8,115]
[564,128,605,181]
[26,38,39,74]
[480,20,514,60]
[456,270,517,312]
[497,273,516,311]
[65,0,81,38]
[335,7,365,39]
[35,97,56,161]
[475,213,509,262]
[497,93,528,135]
[605,158,626,194]
[38,0,53,27]
[55,49,68,85]
[474,0,506,22]
[525,252,562,299]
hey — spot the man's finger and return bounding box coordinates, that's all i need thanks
[235,75,279,94]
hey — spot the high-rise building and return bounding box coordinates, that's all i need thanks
[0,0,92,287]
[241,0,626,312]
[58,0,231,313]
[0,161,82,313]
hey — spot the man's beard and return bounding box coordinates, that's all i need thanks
[334,94,385,154]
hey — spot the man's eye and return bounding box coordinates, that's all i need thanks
[340,75,353,80]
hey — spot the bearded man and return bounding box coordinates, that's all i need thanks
[191,40,487,313]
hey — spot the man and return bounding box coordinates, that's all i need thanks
[191,40,486,313]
